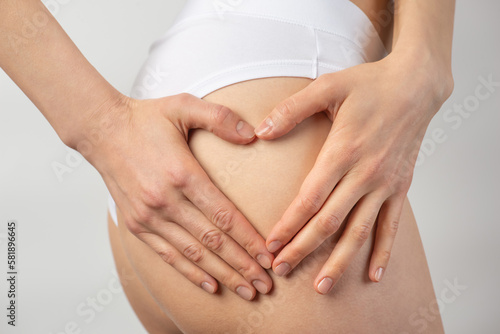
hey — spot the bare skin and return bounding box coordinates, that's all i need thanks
[106,1,454,332]
[256,0,454,293]
[108,77,444,334]
[0,0,275,301]
[1,0,453,303]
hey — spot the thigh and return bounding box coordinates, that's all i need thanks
[111,77,444,334]
[108,214,182,334]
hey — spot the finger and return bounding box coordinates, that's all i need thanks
[108,179,220,295]
[167,202,272,295]
[368,196,404,282]
[105,176,150,235]
[271,180,363,276]
[184,168,274,270]
[137,232,219,295]
[152,222,264,300]
[266,136,352,253]
[313,194,384,294]
[111,180,264,299]
[169,93,256,143]
[108,187,193,282]
[254,75,344,139]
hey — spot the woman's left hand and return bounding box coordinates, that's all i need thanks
[254,52,453,294]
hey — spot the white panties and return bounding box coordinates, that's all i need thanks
[108,0,387,225]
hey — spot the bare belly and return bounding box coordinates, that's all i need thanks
[110,77,443,334]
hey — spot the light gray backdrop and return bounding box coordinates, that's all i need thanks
[0,0,498,333]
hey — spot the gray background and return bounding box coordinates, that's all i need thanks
[0,0,498,333]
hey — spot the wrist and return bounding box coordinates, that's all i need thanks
[386,46,454,106]
[63,91,133,156]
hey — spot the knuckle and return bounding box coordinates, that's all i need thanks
[299,193,323,214]
[183,244,205,263]
[139,185,166,210]
[380,175,397,194]
[384,219,400,237]
[315,213,342,237]
[377,249,392,263]
[335,141,360,165]
[123,217,144,235]
[211,208,235,233]
[218,270,239,288]
[364,157,385,178]
[275,97,297,122]
[132,202,154,225]
[381,177,407,196]
[209,103,231,126]
[183,268,200,284]
[354,161,385,188]
[157,248,176,265]
[201,229,225,252]
[166,167,190,189]
[396,179,412,194]
[176,92,192,105]
[237,262,261,279]
[352,223,372,242]
[240,237,259,257]
[383,153,416,184]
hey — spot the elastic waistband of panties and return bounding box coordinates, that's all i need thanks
[164,0,386,60]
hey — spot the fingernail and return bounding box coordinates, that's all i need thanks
[252,280,269,294]
[274,262,291,277]
[257,254,272,269]
[201,282,215,294]
[317,277,333,294]
[255,117,274,136]
[236,120,255,139]
[236,286,253,301]
[375,267,384,282]
[267,240,282,253]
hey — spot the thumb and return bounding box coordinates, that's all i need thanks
[254,77,338,140]
[169,93,255,144]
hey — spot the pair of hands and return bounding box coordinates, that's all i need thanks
[86,54,452,300]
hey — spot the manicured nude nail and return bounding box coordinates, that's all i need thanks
[201,282,215,294]
[375,267,384,282]
[252,280,269,294]
[236,121,254,138]
[236,286,253,301]
[257,254,272,269]
[255,117,274,136]
[267,240,282,253]
[274,262,291,277]
[317,277,333,295]
[236,120,255,139]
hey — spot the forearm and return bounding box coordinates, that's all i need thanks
[0,0,123,148]
[391,0,455,97]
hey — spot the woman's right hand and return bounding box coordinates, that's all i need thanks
[79,93,274,300]
[0,0,271,300]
